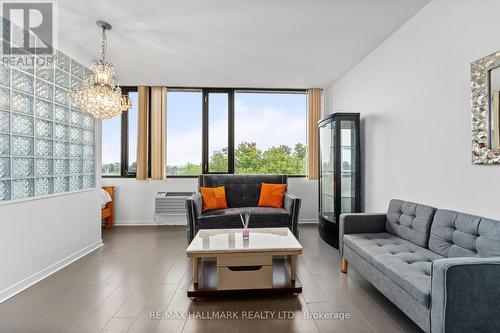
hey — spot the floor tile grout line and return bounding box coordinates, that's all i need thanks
[173,263,191,333]
[0,225,422,333]
[304,296,323,333]
[311,268,382,333]
[349,272,407,333]
[345,269,406,333]
[70,280,124,332]
[159,249,187,284]
[110,250,184,321]
[124,268,184,333]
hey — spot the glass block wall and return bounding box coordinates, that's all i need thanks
[0,48,96,201]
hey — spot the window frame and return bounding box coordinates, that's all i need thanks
[232,88,307,178]
[202,88,235,174]
[104,87,307,178]
[168,87,307,178]
[165,88,203,177]
[102,86,138,178]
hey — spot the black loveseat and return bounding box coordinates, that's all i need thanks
[185,174,301,243]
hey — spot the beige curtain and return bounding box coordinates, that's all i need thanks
[307,88,321,180]
[150,86,167,180]
[136,86,149,180]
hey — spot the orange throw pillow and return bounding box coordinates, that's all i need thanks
[200,186,228,212]
[258,183,287,208]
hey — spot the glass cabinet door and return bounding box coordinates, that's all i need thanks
[318,113,360,249]
[319,120,335,221]
[340,119,356,213]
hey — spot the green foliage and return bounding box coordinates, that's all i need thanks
[103,142,307,176]
[235,142,306,175]
[209,147,228,172]
[235,142,262,174]
[102,162,120,175]
[101,162,138,175]
[167,163,202,175]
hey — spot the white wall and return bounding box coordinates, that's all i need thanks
[0,190,102,302]
[327,0,500,219]
[101,177,317,225]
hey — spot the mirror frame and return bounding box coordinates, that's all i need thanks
[471,50,500,164]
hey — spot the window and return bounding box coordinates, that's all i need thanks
[102,88,307,178]
[234,91,307,175]
[166,90,202,175]
[101,116,121,176]
[101,87,137,177]
[206,91,230,173]
[165,88,306,177]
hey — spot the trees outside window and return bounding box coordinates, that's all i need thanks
[101,115,121,176]
[165,89,307,176]
[101,87,138,177]
[103,88,307,177]
[234,91,307,175]
[166,90,203,175]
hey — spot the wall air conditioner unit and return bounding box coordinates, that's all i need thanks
[154,192,194,225]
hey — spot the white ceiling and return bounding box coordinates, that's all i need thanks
[56,0,429,88]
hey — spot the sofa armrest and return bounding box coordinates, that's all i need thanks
[431,257,500,333]
[185,192,202,243]
[284,192,301,238]
[339,213,386,256]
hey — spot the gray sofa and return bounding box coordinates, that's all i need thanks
[339,199,500,333]
[185,174,301,243]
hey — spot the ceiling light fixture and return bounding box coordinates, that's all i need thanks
[72,20,131,119]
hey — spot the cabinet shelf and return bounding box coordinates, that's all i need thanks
[318,113,361,249]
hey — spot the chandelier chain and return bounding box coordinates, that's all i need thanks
[101,27,107,63]
[71,20,132,119]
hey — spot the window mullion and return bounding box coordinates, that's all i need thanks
[202,90,209,173]
[120,110,128,177]
[228,89,235,174]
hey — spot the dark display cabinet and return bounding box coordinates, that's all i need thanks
[318,113,361,248]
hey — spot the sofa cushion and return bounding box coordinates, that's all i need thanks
[197,207,289,229]
[385,199,437,247]
[258,183,287,208]
[428,209,500,258]
[199,174,287,208]
[344,232,444,306]
[200,186,228,212]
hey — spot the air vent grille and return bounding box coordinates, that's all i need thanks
[155,192,193,216]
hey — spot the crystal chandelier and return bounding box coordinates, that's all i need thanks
[72,21,131,119]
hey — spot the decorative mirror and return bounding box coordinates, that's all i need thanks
[471,50,500,164]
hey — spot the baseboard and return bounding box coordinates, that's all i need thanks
[0,239,104,304]
[114,216,188,226]
[114,223,159,226]
[114,220,160,226]
[114,219,318,226]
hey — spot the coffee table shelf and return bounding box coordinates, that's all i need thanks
[186,228,303,298]
[187,258,302,297]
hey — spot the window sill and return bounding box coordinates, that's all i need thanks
[102,175,199,179]
[167,174,308,178]
[102,174,136,178]
[101,174,308,179]
[167,175,200,178]
[0,188,99,207]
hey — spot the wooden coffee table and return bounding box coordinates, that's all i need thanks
[186,227,303,298]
